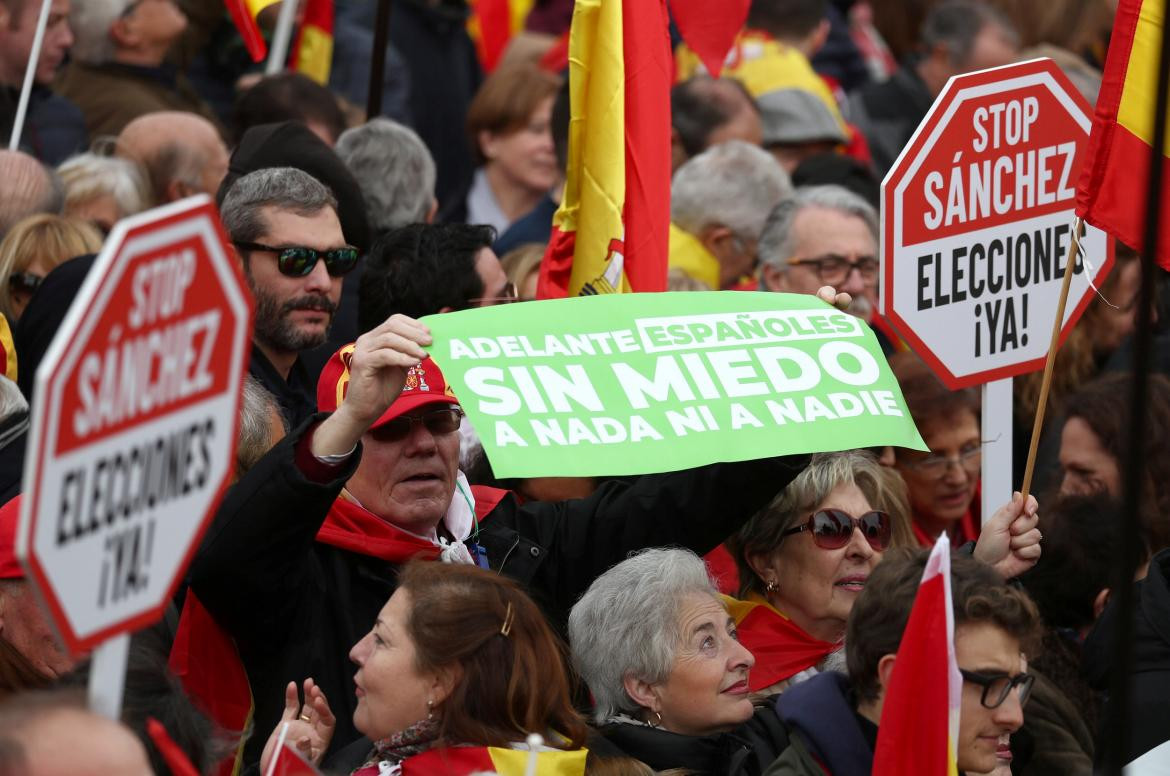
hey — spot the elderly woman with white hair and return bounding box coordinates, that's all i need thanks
[57,153,150,234]
[568,548,789,775]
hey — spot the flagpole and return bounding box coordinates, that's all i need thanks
[1018,218,1084,501]
[7,0,54,150]
[265,0,301,75]
[366,0,393,119]
[1100,5,1170,774]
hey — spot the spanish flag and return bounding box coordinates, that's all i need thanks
[222,0,270,62]
[872,535,962,776]
[379,745,585,775]
[535,0,671,298]
[467,0,536,72]
[1076,0,1170,268]
[722,594,839,692]
[291,0,333,85]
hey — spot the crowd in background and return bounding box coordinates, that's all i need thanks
[0,0,1168,774]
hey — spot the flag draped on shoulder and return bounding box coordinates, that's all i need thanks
[872,535,962,776]
[536,0,671,298]
[1076,0,1170,269]
[722,594,838,692]
[357,744,586,775]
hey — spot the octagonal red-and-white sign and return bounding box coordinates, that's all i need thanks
[880,58,1115,389]
[17,195,252,653]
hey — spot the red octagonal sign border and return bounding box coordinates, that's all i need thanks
[17,195,252,654]
[880,58,1115,389]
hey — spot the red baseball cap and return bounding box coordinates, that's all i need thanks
[0,495,24,580]
[317,344,459,430]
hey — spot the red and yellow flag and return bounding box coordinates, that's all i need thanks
[398,745,586,775]
[536,0,672,298]
[225,0,274,62]
[467,0,536,72]
[722,594,838,692]
[1076,0,1170,268]
[291,0,334,85]
[872,535,961,776]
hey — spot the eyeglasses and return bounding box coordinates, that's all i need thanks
[960,669,1034,709]
[468,281,519,306]
[903,443,985,478]
[368,407,463,442]
[781,508,891,551]
[234,241,359,278]
[8,272,44,295]
[788,254,878,285]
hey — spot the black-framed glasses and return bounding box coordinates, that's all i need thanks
[369,407,463,442]
[8,272,44,295]
[960,669,1034,709]
[788,254,878,285]
[468,281,519,306]
[781,508,891,551]
[234,241,359,278]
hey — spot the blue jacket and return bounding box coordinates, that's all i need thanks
[0,84,88,165]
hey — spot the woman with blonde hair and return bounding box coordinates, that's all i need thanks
[57,152,150,234]
[0,214,103,322]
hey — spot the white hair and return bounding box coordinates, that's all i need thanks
[70,0,136,64]
[57,153,150,219]
[335,119,436,234]
[671,140,792,242]
[568,548,719,723]
[757,184,878,272]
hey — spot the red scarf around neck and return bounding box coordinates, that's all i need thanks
[723,594,839,692]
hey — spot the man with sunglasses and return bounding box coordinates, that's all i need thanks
[221,167,360,427]
[767,551,1038,775]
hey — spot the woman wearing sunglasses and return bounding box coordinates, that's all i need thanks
[728,451,1042,699]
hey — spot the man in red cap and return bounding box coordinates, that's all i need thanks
[188,310,818,766]
[0,496,75,683]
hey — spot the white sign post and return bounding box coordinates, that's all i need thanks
[16,196,252,716]
[880,58,1114,511]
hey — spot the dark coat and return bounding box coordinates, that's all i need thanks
[188,414,808,768]
[766,672,875,776]
[54,60,221,139]
[1083,548,1170,768]
[847,63,934,178]
[247,345,318,429]
[595,706,791,776]
[0,84,88,165]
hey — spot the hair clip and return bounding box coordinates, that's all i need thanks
[500,602,515,637]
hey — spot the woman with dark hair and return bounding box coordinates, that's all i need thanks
[260,560,588,774]
[1058,371,1170,554]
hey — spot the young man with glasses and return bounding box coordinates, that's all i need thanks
[767,550,1038,776]
[221,167,358,426]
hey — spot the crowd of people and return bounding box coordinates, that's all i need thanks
[0,0,1168,774]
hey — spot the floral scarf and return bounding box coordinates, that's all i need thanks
[352,718,441,776]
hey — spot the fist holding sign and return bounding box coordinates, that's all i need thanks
[883,58,1113,388]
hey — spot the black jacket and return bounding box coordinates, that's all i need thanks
[188,414,809,768]
[847,63,934,178]
[247,345,318,429]
[1082,549,1170,768]
[0,84,88,165]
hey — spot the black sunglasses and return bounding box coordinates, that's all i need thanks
[8,272,44,295]
[960,669,1034,709]
[234,241,359,278]
[781,508,891,551]
[369,407,463,442]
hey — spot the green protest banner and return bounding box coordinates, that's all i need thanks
[422,292,926,478]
